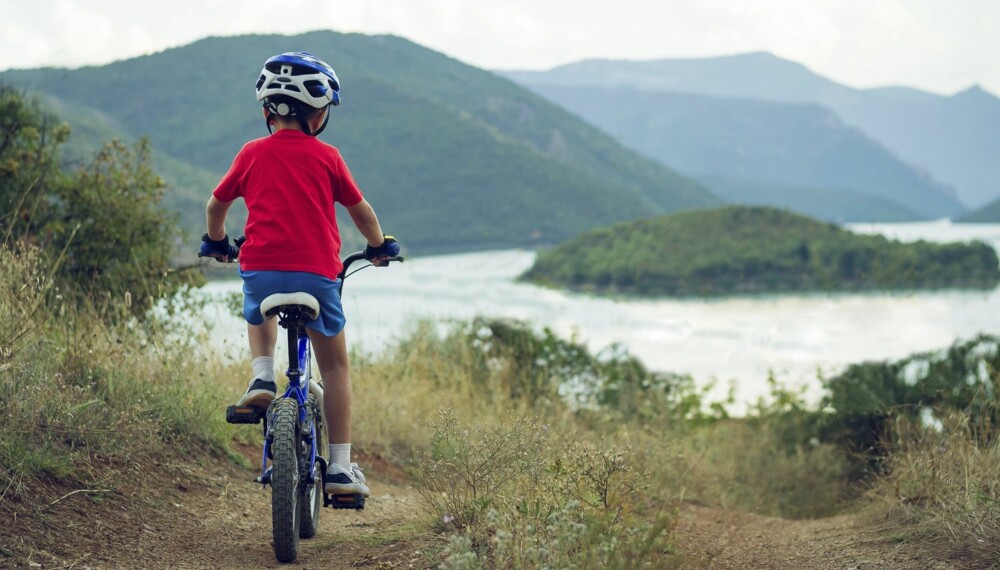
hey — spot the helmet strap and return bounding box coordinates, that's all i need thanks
[296,113,314,136]
[312,107,332,137]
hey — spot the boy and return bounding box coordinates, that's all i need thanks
[200,51,399,498]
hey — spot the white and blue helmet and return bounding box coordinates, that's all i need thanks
[256,51,340,109]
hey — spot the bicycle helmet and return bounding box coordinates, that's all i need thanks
[255,51,340,136]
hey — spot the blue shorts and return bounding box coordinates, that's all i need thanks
[240,269,346,337]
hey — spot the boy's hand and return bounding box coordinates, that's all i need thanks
[364,235,400,266]
[199,233,239,263]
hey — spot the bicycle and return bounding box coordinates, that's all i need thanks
[213,241,402,563]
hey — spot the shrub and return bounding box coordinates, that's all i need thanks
[417,408,674,568]
[0,86,197,316]
[819,335,1000,477]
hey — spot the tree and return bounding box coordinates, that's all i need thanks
[0,86,194,315]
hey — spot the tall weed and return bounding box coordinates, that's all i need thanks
[867,394,1000,565]
[417,408,675,568]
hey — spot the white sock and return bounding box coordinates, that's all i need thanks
[329,443,351,468]
[251,356,275,383]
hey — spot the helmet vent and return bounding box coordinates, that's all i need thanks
[303,80,328,98]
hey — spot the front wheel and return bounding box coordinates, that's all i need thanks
[298,394,324,539]
[270,398,301,562]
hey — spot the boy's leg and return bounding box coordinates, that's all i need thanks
[236,319,279,408]
[248,318,278,359]
[308,327,369,496]
[307,328,351,443]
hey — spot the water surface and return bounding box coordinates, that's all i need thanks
[202,220,1000,405]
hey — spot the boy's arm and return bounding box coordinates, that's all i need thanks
[206,195,233,240]
[346,198,388,246]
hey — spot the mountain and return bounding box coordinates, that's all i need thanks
[957,196,1000,223]
[696,176,921,223]
[504,52,999,210]
[505,52,855,104]
[516,83,959,221]
[0,32,718,252]
[838,85,1000,208]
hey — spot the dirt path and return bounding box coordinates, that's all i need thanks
[675,503,965,570]
[6,459,971,569]
[106,460,439,569]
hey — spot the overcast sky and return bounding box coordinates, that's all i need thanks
[1,0,997,96]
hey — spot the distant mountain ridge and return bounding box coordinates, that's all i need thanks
[518,83,960,221]
[504,52,999,211]
[0,32,718,252]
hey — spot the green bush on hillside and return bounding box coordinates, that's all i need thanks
[818,335,1000,470]
[0,86,195,314]
[524,206,1000,296]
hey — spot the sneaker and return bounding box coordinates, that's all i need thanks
[324,462,370,496]
[235,377,277,409]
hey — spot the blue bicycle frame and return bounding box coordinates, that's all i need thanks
[258,316,319,486]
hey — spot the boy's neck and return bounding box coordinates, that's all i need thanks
[272,121,304,133]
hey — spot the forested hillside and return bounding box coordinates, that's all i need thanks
[0,32,718,252]
[523,206,1000,296]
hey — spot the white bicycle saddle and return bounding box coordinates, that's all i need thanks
[260,293,320,320]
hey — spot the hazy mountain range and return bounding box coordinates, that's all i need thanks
[504,52,1000,219]
[0,32,717,252]
[5,37,998,253]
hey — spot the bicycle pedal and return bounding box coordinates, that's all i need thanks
[324,493,365,510]
[226,405,263,424]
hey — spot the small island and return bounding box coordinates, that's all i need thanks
[522,206,1000,296]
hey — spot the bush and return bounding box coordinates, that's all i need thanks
[819,335,1000,476]
[0,86,197,316]
[417,408,674,568]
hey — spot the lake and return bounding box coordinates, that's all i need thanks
[201,220,1000,406]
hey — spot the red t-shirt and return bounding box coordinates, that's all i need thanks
[213,130,364,279]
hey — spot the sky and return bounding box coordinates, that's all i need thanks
[1,0,998,96]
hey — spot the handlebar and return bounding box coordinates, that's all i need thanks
[337,251,405,280]
[202,235,404,283]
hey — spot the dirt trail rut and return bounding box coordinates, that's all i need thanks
[7,459,970,569]
[114,467,436,569]
[676,503,966,570]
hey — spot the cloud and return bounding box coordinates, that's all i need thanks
[0,0,996,94]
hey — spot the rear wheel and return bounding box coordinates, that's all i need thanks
[298,394,324,539]
[270,398,300,562]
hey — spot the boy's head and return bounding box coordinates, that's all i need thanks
[255,52,340,136]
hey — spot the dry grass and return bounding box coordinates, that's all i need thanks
[12,239,995,566]
[0,245,246,511]
[865,408,1000,566]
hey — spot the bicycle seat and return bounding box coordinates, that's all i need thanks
[260,293,320,321]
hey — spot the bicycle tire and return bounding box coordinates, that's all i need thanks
[270,398,301,562]
[298,394,324,539]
